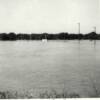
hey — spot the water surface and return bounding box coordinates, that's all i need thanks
[0,40,100,96]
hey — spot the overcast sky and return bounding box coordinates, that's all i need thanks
[0,0,99,34]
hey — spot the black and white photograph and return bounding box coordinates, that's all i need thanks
[0,0,99,99]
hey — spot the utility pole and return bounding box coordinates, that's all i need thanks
[78,23,80,34]
[93,27,96,48]
[77,23,81,41]
[93,26,96,33]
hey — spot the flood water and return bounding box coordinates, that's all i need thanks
[0,40,100,97]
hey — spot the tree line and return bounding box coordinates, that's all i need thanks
[0,32,99,40]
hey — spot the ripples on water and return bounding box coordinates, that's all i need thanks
[0,40,99,97]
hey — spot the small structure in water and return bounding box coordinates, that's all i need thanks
[42,33,48,42]
[42,39,47,42]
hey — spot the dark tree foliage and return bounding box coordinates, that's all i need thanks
[0,33,9,40]
[58,32,68,39]
[0,31,99,41]
[8,32,17,40]
[42,33,48,39]
[77,34,84,40]
[84,32,97,40]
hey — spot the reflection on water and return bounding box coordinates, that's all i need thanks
[0,40,99,96]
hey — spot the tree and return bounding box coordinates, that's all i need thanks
[8,32,16,40]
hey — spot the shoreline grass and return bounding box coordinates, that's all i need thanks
[0,90,80,99]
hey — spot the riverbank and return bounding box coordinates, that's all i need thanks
[0,32,99,40]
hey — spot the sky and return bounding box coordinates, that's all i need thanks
[0,0,99,34]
